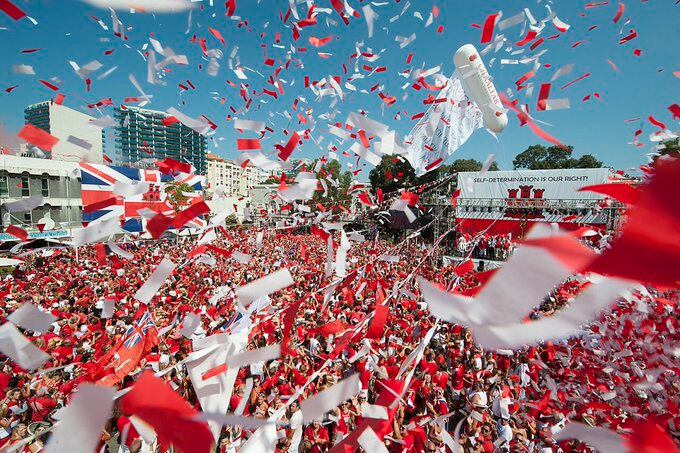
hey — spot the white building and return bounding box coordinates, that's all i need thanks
[0,154,82,236]
[206,154,271,197]
[23,101,105,164]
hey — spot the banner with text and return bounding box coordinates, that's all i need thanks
[457,168,611,201]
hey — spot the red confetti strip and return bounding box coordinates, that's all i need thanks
[162,116,180,127]
[561,73,590,90]
[378,92,396,107]
[236,139,262,151]
[633,48,642,57]
[357,130,370,148]
[585,1,610,9]
[6,225,28,242]
[208,27,226,46]
[276,131,300,161]
[21,48,41,53]
[172,201,211,229]
[0,0,26,21]
[648,115,667,131]
[515,30,537,47]
[669,103,680,120]
[537,83,551,111]
[529,38,545,51]
[17,124,59,151]
[579,183,639,204]
[38,79,59,91]
[500,93,566,149]
[83,197,119,214]
[607,59,620,72]
[330,0,350,25]
[480,12,500,44]
[619,29,637,45]
[450,189,461,207]
[5,85,18,93]
[54,94,65,105]
[225,0,236,16]
[515,71,535,89]
[309,36,333,47]
[613,2,625,23]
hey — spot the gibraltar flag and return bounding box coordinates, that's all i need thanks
[94,310,159,386]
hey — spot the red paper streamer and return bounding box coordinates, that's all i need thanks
[208,27,226,46]
[237,139,262,151]
[560,73,590,90]
[17,124,59,151]
[537,83,551,111]
[578,183,639,204]
[225,0,236,16]
[6,225,28,242]
[276,131,300,161]
[648,115,667,131]
[515,30,537,47]
[39,79,59,91]
[480,12,500,44]
[0,0,27,21]
[500,94,566,149]
[613,2,625,23]
[309,36,333,47]
[668,104,680,120]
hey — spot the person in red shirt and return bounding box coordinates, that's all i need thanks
[302,421,329,452]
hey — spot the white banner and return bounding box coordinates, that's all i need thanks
[457,168,610,201]
[404,76,483,176]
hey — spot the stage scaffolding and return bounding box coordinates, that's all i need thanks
[420,178,626,259]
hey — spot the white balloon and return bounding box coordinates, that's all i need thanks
[453,44,508,133]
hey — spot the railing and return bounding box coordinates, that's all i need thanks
[456,197,618,210]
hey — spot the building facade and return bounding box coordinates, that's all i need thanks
[0,155,82,232]
[206,154,270,197]
[114,106,207,175]
[24,101,104,164]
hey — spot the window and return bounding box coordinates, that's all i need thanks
[0,175,7,197]
[21,176,29,197]
[23,211,32,224]
[41,177,49,197]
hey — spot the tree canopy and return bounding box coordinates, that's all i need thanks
[513,145,603,170]
[654,138,680,162]
[311,159,353,209]
[369,157,498,194]
[164,182,195,214]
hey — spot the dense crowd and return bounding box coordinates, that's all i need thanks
[0,227,677,452]
[456,234,516,261]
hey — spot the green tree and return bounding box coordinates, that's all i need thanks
[368,156,444,195]
[369,157,499,195]
[654,138,680,161]
[164,182,195,214]
[513,145,602,169]
[440,158,500,174]
[312,159,353,210]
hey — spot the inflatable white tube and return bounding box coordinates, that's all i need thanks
[453,44,508,133]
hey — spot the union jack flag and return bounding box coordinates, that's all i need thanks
[123,311,156,348]
[79,162,206,233]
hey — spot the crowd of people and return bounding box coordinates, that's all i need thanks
[455,234,516,261]
[0,226,677,452]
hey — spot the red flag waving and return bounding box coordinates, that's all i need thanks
[94,310,159,386]
[121,372,213,453]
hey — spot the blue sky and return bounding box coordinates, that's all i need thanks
[0,0,678,176]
